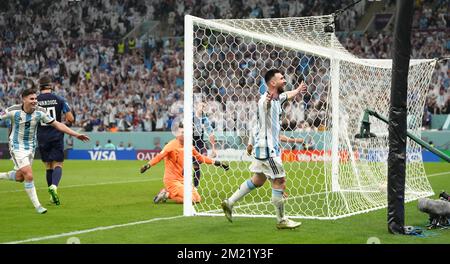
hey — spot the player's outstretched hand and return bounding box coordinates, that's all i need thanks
[297,81,307,94]
[221,162,230,171]
[140,164,151,174]
[214,161,230,171]
[246,144,253,156]
[76,134,90,142]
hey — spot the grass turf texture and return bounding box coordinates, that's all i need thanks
[0,160,449,244]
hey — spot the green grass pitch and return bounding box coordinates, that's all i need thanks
[0,160,449,244]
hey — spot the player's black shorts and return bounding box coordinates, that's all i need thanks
[193,136,207,154]
[193,136,207,166]
[38,138,65,162]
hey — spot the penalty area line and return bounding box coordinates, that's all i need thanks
[0,178,161,194]
[427,171,450,178]
[3,215,184,244]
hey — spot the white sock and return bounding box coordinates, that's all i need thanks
[0,172,8,180]
[24,181,41,209]
[228,179,256,206]
[272,188,285,223]
[0,171,16,181]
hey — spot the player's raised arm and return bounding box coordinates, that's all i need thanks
[284,80,307,100]
[209,134,217,157]
[50,120,90,142]
[203,115,217,158]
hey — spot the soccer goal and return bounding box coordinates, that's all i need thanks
[183,14,436,220]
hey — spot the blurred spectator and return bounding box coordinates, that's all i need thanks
[302,136,316,151]
[0,0,447,133]
[422,105,432,129]
[109,124,119,132]
[93,140,102,150]
[103,139,116,150]
[153,137,162,151]
[65,136,74,150]
[116,141,125,150]
[126,142,134,150]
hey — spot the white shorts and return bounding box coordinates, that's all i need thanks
[10,150,34,170]
[249,156,286,179]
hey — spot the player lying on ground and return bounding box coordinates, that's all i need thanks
[139,126,229,204]
[0,88,89,214]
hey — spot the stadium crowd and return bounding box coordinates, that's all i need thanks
[0,0,448,132]
[339,0,449,128]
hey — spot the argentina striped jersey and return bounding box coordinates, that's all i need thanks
[253,92,288,160]
[0,105,54,151]
[193,113,213,137]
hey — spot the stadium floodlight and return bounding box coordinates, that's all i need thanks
[184,14,436,219]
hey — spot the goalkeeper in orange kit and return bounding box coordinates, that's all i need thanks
[140,126,229,204]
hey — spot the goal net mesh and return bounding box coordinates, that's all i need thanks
[186,15,435,219]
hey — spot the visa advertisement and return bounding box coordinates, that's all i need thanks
[67,150,161,161]
[67,149,447,162]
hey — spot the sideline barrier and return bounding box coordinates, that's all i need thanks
[67,150,161,160]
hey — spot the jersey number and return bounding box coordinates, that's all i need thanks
[40,107,56,126]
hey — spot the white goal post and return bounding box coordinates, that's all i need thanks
[183,14,436,219]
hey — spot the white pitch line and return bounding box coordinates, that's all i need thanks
[3,215,185,244]
[427,171,450,178]
[0,178,161,194]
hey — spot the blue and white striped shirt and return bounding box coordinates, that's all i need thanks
[193,114,213,137]
[253,92,287,160]
[0,105,54,151]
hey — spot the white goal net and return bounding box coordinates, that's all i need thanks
[183,14,436,219]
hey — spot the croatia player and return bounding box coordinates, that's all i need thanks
[0,88,89,213]
[37,75,75,205]
[193,102,217,188]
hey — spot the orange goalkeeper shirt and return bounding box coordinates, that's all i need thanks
[149,139,214,182]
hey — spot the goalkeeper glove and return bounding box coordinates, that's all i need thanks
[214,161,229,171]
[140,163,151,174]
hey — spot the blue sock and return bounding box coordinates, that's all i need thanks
[52,167,62,187]
[228,179,256,205]
[8,171,16,181]
[46,169,53,187]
